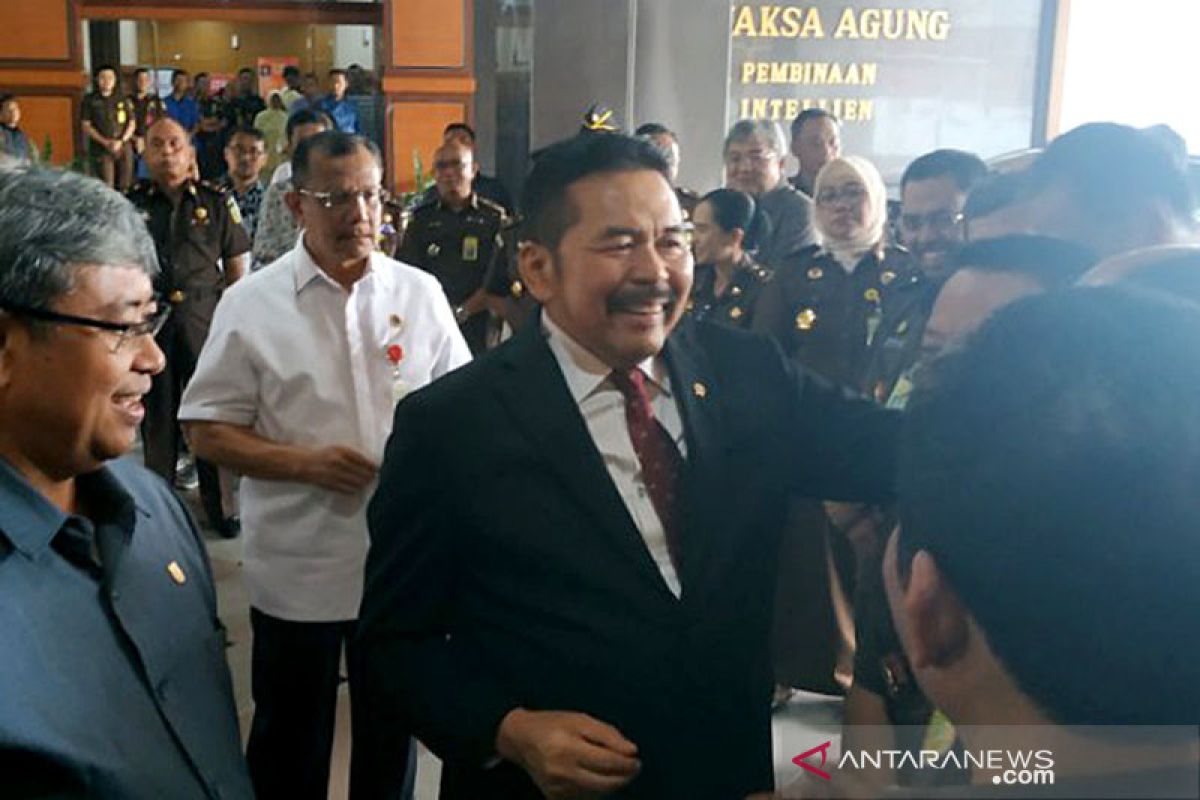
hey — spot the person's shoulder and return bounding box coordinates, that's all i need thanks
[375,252,449,295]
[125,179,158,203]
[408,196,439,217]
[475,196,509,221]
[106,457,187,517]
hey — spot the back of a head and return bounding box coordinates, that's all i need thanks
[1030,122,1194,230]
[901,148,988,194]
[520,133,670,250]
[900,286,1200,725]
[291,131,379,188]
[951,234,1096,290]
[0,166,157,308]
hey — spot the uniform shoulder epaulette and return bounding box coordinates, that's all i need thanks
[126,179,154,197]
[476,196,508,219]
[751,262,774,283]
[409,196,438,215]
[197,179,228,196]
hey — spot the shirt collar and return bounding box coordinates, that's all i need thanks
[0,457,139,558]
[292,234,377,295]
[541,313,671,406]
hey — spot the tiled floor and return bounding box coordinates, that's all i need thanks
[203,524,843,799]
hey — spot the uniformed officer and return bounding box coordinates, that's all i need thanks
[686,188,774,329]
[129,67,167,179]
[81,64,135,190]
[399,140,517,354]
[128,117,250,535]
[635,122,701,221]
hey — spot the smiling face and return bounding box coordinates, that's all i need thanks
[520,169,693,370]
[0,265,165,478]
[901,175,969,279]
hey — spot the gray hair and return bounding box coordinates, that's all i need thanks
[723,119,787,157]
[0,166,158,310]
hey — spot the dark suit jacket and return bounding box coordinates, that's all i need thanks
[359,319,897,799]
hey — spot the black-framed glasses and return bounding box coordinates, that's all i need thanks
[0,298,170,353]
[297,187,387,210]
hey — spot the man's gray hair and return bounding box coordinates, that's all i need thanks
[723,119,787,157]
[0,166,158,310]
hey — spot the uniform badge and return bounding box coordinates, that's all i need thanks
[166,561,187,585]
[730,285,743,297]
[510,280,524,298]
[864,288,881,303]
[225,195,242,226]
[427,243,441,258]
[807,267,824,281]
[462,235,480,262]
[880,270,896,286]
[193,206,209,225]
[168,290,185,304]
[729,306,743,320]
[795,308,817,330]
[116,103,127,126]
[692,382,708,399]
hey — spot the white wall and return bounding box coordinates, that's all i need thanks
[1058,0,1200,151]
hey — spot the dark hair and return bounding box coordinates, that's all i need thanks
[520,133,670,250]
[901,149,988,193]
[634,122,675,140]
[282,65,300,79]
[238,67,254,77]
[171,69,189,82]
[963,171,1027,223]
[328,68,348,78]
[132,67,150,79]
[950,235,1096,289]
[790,107,838,139]
[0,93,14,107]
[292,131,379,189]
[1030,122,1194,223]
[443,122,476,142]
[697,189,770,254]
[285,108,328,142]
[227,126,266,145]
[898,287,1200,725]
[93,63,117,78]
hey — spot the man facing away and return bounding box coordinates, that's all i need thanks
[0,165,252,799]
[359,132,898,800]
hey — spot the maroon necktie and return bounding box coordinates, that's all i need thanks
[610,368,684,573]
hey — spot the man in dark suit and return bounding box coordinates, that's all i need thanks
[359,133,897,799]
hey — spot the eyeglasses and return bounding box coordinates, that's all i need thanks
[900,210,964,234]
[724,150,778,169]
[297,187,387,210]
[0,298,170,353]
[815,184,868,207]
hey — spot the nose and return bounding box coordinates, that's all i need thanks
[133,331,167,377]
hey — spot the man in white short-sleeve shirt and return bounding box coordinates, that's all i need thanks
[180,131,470,800]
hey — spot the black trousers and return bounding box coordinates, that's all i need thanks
[142,316,225,530]
[246,608,416,800]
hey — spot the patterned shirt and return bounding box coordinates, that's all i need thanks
[221,178,265,241]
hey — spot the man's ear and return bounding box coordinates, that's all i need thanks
[903,550,971,670]
[517,241,556,305]
[284,189,305,227]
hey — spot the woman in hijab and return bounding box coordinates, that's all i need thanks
[754,155,919,391]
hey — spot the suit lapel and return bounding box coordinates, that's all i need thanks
[663,324,728,598]
[493,325,679,599]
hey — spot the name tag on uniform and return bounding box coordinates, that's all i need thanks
[462,235,479,262]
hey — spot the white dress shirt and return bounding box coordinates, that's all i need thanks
[268,160,291,187]
[542,315,687,597]
[180,240,472,621]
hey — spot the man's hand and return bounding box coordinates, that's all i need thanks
[496,708,641,799]
[299,445,378,494]
[108,138,123,155]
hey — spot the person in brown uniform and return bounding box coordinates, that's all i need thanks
[754,155,921,699]
[399,140,516,354]
[686,188,773,329]
[81,64,135,190]
[126,117,251,535]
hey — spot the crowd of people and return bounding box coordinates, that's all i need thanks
[0,54,1198,800]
